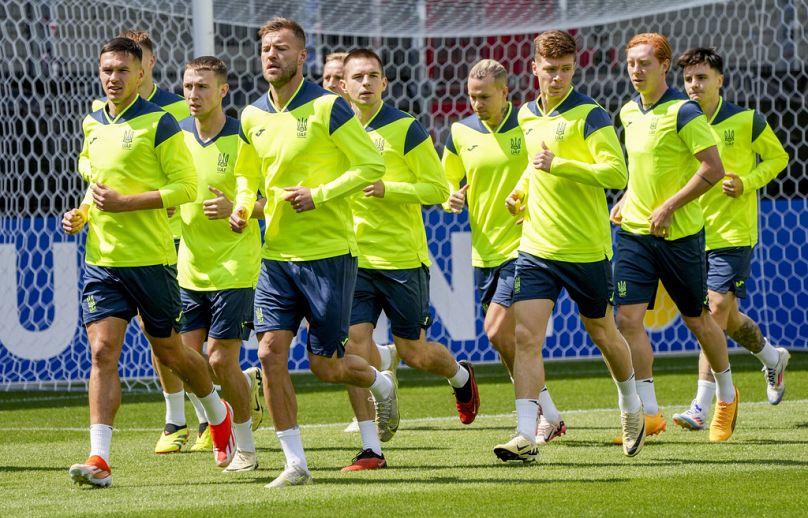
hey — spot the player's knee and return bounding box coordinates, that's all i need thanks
[513,323,536,350]
[485,321,513,350]
[615,310,642,335]
[396,342,424,369]
[309,358,341,384]
[90,342,119,368]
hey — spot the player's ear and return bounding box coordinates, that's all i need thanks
[718,73,724,89]
[298,46,308,66]
[382,76,388,92]
[531,58,539,77]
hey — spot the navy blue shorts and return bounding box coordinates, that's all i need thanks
[254,255,357,358]
[513,251,613,319]
[613,229,708,318]
[707,246,753,299]
[474,259,516,314]
[351,266,432,340]
[179,287,254,340]
[81,264,181,338]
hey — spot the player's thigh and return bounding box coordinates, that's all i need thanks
[512,251,563,307]
[657,231,708,318]
[553,257,613,320]
[613,230,660,309]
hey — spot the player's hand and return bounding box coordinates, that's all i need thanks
[229,205,249,233]
[649,203,674,238]
[505,190,526,225]
[448,184,469,213]
[609,197,624,226]
[283,186,315,212]
[166,207,176,218]
[722,173,744,198]
[533,141,554,172]
[62,207,88,235]
[203,186,233,220]
[92,183,130,212]
[363,180,385,198]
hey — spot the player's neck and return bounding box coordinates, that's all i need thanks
[540,93,565,115]
[355,100,383,125]
[700,95,721,120]
[269,74,304,109]
[483,104,508,129]
[106,93,137,118]
[195,109,226,142]
[138,79,155,100]
[640,81,668,109]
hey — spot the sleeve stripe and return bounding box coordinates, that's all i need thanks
[583,107,613,139]
[329,96,355,135]
[154,113,182,148]
[404,119,430,155]
[676,100,704,133]
[751,111,768,142]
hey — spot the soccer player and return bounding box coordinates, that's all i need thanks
[229,18,397,488]
[177,56,264,471]
[91,30,212,455]
[610,33,739,443]
[670,48,789,430]
[62,38,234,488]
[323,52,348,98]
[339,48,480,468]
[493,30,644,462]
[443,58,566,444]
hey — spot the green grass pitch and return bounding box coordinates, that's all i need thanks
[1,352,806,517]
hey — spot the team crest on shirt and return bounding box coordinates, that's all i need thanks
[510,137,522,155]
[121,129,135,149]
[217,152,230,174]
[296,116,309,138]
[724,129,735,146]
[648,117,659,135]
[554,122,567,141]
[374,137,385,153]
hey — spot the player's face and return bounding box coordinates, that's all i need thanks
[99,51,143,106]
[682,63,723,106]
[343,57,387,108]
[261,29,307,87]
[627,43,669,96]
[323,60,345,96]
[532,54,575,103]
[467,75,508,124]
[183,68,228,119]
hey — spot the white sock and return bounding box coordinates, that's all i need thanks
[614,374,641,413]
[448,363,470,388]
[538,386,560,422]
[695,380,716,412]
[635,378,659,416]
[276,427,307,470]
[186,392,208,424]
[712,367,736,403]
[89,424,113,464]
[753,339,780,369]
[198,390,227,425]
[358,420,382,456]
[163,391,186,427]
[233,419,255,453]
[515,399,539,441]
[369,369,393,400]
[377,344,392,371]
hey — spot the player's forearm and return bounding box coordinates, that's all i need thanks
[311,160,385,205]
[233,174,260,216]
[384,181,449,205]
[159,171,197,208]
[123,190,167,211]
[746,134,789,192]
[548,157,627,189]
[251,198,267,219]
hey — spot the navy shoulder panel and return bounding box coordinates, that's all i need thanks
[150,87,184,107]
[178,116,196,133]
[404,118,430,154]
[499,103,520,133]
[329,96,356,135]
[751,110,768,142]
[221,116,240,137]
[154,112,182,148]
[444,130,457,154]
[712,99,747,126]
[89,108,107,124]
[676,100,705,133]
[552,89,595,116]
[526,100,541,117]
[457,113,488,134]
[583,106,613,139]
[251,93,275,114]
[366,103,410,132]
[287,79,331,112]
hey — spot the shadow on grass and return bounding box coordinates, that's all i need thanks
[311,475,632,485]
[0,465,66,472]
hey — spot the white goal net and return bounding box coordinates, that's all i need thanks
[1,0,806,389]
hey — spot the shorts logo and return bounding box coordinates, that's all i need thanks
[514,276,521,294]
[121,129,135,149]
[735,280,745,288]
[85,295,97,313]
[374,137,385,153]
[554,121,567,141]
[217,152,230,174]
[296,117,309,138]
[340,337,349,347]
[255,307,264,324]
[724,129,735,146]
[510,137,522,155]
[648,117,659,135]
[175,310,183,323]
[617,280,627,298]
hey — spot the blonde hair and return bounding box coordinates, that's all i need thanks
[325,52,348,65]
[469,59,507,86]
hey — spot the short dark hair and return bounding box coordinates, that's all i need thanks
[534,30,577,60]
[258,17,306,47]
[343,48,384,75]
[99,37,142,62]
[676,47,724,74]
[185,56,228,83]
[119,30,154,53]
